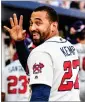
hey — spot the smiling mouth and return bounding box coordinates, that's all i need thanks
[33,33,40,39]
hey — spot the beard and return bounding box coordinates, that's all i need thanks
[33,37,44,46]
[30,27,50,46]
[30,31,45,46]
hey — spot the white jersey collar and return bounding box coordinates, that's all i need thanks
[45,36,66,43]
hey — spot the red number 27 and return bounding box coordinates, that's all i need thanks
[58,59,79,91]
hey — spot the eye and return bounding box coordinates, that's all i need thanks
[35,21,42,26]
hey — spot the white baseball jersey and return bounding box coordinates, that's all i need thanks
[74,43,85,81]
[2,60,31,101]
[27,36,80,101]
[74,43,85,102]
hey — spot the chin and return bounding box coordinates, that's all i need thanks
[33,39,44,46]
[33,40,40,46]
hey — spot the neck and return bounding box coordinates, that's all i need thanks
[46,31,59,40]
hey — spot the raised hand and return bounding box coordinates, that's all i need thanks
[3,13,26,41]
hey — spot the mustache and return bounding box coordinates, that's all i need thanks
[31,31,40,34]
[30,31,40,40]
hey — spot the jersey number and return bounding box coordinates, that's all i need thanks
[58,59,79,91]
[7,76,28,94]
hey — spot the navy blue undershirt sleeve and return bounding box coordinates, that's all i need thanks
[30,84,51,101]
[15,40,30,71]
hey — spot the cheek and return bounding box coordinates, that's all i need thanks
[29,27,31,32]
[44,26,51,34]
[40,26,49,33]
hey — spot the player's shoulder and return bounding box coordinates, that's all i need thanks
[74,43,81,47]
[74,43,85,48]
[30,41,47,54]
[74,43,85,53]
[46,36,67,43]
[30,36,72,54]
[6,60,21,67]
[74,43,83,50]
[4,60,22,72]
[45,36,72,47]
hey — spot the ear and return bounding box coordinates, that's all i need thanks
[51,22,58,32]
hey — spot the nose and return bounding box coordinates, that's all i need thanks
[30,24,37,31]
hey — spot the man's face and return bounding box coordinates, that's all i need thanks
[29,11,52,46]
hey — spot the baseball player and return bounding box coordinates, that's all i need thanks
[1,60,31,101]
[4,6,80,101]
[71,21,85,102]
[75,41,85,102]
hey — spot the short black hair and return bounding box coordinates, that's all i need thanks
[76,28,85,40]
[72,20,83,30]
[34,6,58,22]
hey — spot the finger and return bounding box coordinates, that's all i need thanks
[13,13,18,25]
[22,30,26,34]
[19,15,23,28]
[3,26,11,32]
[10,17,14,28]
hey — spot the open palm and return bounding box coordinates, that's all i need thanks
[4,13,26,41]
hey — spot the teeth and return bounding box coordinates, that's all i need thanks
[33,34,36,35]
[33,34,38,36]
[33,33,37,35]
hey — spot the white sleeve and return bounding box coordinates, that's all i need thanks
[1,69,6,93]
[27,52,53,87]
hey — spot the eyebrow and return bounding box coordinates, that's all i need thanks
[30,18,42,22]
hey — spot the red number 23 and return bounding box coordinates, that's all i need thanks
[7,75,28,94]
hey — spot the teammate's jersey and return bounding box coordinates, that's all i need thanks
[2,60,31,101]
[27,36,80,101]
[74,43,85,81]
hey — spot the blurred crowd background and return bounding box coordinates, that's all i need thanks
[1,0,85,68]
[32,0,85,11]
